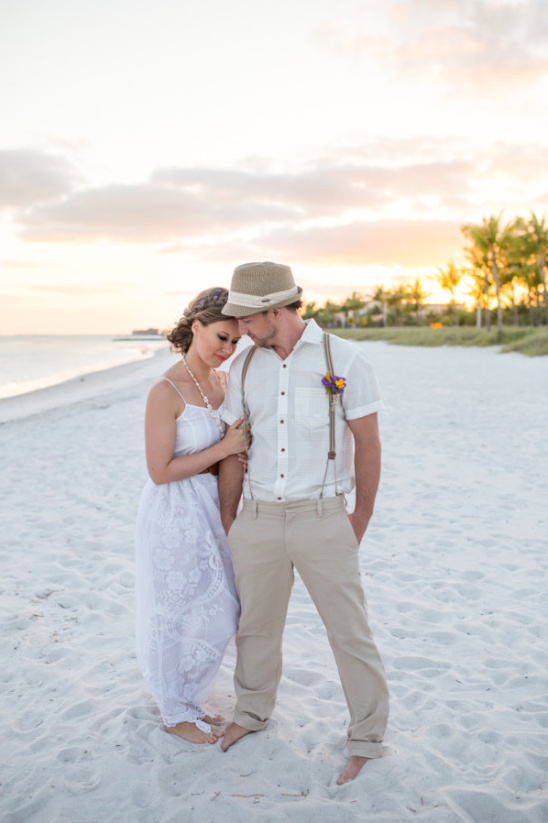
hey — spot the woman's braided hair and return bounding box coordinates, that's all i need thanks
[167,287,234,353]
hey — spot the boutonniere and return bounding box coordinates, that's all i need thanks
[322,372,346,397]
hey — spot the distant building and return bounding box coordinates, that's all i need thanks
[423,303,465,315]
[132,328,161,336]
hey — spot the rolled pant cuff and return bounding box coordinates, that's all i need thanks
[233,711,269,732]
[347,742,383,759]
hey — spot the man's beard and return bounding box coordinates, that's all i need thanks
[253,328,277,348]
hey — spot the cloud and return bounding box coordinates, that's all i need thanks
[153,165,371,215]
[402,1,548,90]
[0,149,80,210]
[486,143,548,186]
[292,219,464,266]
[318,0,548,91]
[18,154,474,244]
[198,219,464,268]
[8,138,546,273]
[154,160,474,213]
[18,177,302,243]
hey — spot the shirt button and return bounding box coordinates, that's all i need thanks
[281,391,285,395]
[282,364,287,368]
[277,497,282,500]
[280,419,284,423]
[281,448,285,452]
[280,474,284,478]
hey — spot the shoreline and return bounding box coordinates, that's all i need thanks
[0,346,179,425]
[0,335,169,403]
[0,336,253,425]
[2,335,545,426]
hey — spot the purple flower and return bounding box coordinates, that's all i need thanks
[322,372,346,395]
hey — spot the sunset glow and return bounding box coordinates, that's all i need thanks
[1,0,547,334]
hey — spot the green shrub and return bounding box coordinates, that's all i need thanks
[332,326,548,356]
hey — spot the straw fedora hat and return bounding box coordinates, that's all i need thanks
[222,261,303,317]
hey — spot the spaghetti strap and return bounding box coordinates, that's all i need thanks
[161,377,187,403]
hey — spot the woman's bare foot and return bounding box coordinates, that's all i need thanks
[337,756,370,785]
[202,714,224,726]
[165,721,223,744]
[220,722,253,752]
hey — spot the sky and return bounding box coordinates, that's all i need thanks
[1,0,547,334]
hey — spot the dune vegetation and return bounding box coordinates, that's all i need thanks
[333,326,548,356]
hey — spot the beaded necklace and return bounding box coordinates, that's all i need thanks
[181,353,224,439]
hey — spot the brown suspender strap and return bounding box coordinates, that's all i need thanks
[320,331,342,500]
[323,332,337,460]
[241,345,257,452]
[240,345,257,500]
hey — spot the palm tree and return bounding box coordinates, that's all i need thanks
[525,270,543,325]
[406,278,431,326]
[500,223,536,326]
[524,213,548,325]
[500,272,521,326]
[465,269,487,329]
[387,285,407,327]
[433,261,464,325]
[371,284,390,328]
[341,291,366,326]
[318,299,342,328]
[302,301,318,321]
[465,243,494,330]
[462,214,514,337]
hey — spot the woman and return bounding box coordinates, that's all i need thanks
[135,287,245,744]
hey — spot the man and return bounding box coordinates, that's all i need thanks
[218,261,389,784]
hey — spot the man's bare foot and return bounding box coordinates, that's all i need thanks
[220,722,253,752]
[337,756,371,785]
[165,721,223,744]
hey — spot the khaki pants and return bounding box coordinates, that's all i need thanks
[227,495,389,758]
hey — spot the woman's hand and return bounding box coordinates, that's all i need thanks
[236,422,252,470]
[222,418,247,456]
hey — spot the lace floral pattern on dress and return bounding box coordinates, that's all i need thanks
[135,401,239,729]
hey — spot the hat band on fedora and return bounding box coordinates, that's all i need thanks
[227,286,300,308]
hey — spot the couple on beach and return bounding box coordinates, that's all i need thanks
[134,261,389,785]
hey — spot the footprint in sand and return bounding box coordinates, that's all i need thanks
[284,668,323,687]
[449,789,531,823]
[424,631,457,646]
[56,748,101,796]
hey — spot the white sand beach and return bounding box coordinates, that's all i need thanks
[1,342,547,823]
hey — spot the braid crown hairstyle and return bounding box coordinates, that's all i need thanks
[167,287,233,353]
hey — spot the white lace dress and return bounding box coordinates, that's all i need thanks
[135,381,240,731]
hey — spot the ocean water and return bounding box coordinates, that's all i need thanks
[0,336,168,399]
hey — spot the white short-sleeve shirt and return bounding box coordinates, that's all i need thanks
[223,319,382,502]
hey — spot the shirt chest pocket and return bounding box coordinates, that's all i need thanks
[294,387,328,429]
